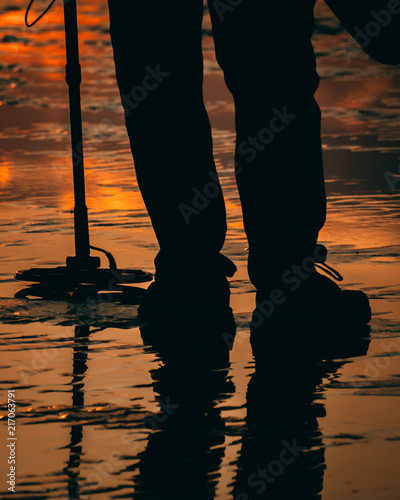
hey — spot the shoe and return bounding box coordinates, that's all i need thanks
[138,253,237,321]
[251,245,371,332]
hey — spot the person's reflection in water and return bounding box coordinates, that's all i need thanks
[133,312,236,499]
[232,319,371,500]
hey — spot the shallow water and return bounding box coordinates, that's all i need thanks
[1,1,400,498]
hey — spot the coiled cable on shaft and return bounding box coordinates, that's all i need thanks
[25,0,57,28]
[90,246,117,270]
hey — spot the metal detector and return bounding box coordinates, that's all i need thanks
[15,0,153,300]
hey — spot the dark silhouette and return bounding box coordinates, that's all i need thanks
[133,315,236,499]
[132,317,371,499]
[326,0,400,65]
[233,320,371,500]
[107,0,371,323]
[58,319,370,499]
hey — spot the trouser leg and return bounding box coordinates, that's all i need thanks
[209,0,325,290]
[108,1,228,279]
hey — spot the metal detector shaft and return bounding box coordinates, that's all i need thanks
[63,0,96,268]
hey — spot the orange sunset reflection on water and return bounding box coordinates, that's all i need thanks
[0,1,399,255]
[1,2,400,500]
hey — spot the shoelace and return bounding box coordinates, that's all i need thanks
[313,243,344,281]
[314,262,343,282]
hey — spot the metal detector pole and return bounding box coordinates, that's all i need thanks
[63,0,99,269]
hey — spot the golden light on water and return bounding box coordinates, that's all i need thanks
[1,2,400,499]
[0,165,10,185]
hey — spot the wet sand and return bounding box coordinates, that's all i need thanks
[1,1,400,498]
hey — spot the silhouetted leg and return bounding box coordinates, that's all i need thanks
[108,1,227,279]
[209,0,325,290]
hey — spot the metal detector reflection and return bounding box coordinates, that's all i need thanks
[64,325,89,500]
[16,0,152,299]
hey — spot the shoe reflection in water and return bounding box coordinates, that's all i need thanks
[232,319,371,500]
[134,311,236,499]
